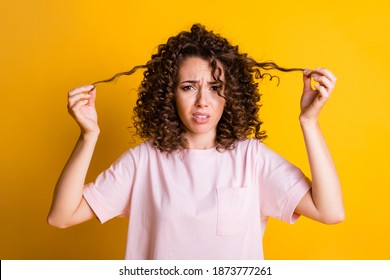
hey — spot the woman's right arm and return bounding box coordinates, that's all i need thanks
[47,85,99,228]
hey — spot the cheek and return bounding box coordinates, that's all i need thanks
[175,95,190,116]
[213,97,226,114]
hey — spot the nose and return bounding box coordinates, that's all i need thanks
[195,87,208,108]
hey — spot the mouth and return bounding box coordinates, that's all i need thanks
[192,113,210,119]
[192,112,211,124]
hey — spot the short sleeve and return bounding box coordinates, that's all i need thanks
[257,143,311,224]
[83,149,138,223]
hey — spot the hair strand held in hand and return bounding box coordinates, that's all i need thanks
[92,24,307,152]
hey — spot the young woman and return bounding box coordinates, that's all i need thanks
[48,24,344,259]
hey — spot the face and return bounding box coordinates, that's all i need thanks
[175,56,226,148]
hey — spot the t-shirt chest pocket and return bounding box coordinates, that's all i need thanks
[216,186,251,236]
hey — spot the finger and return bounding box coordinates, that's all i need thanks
[68,93,92,107]
[303,68,323,78]
[313,68,337,84]
[69,99,89,114]
[312,74,335,92]
[302,69,313,90]
[68,85,95,97]
[314,84,331,101]
[87,87,97,107]
[67,93,91,114]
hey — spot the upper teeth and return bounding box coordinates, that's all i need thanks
[195,115,208,119]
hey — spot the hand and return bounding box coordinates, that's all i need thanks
[300,68,337,123]
[67,85,99,136]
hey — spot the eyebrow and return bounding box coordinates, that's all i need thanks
[180,80,224,85]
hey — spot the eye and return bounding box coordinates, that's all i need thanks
[210,85,222,92]
[181,85,195,91]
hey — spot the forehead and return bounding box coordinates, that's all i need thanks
[177,57,225,81]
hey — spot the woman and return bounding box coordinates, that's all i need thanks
[48,24,344,259]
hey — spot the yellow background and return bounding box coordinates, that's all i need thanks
[1,0,389,259]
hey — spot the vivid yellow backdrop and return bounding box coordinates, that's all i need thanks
[1,0,389,259]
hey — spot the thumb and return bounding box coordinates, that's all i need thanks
[302,69,314,91]
[87,87,96,107]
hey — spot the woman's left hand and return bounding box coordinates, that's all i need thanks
[295,68,344,224]
[300,68,337,123]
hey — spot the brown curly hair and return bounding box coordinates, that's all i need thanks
[93,24,307,152]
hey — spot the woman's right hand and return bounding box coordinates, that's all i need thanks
[49,84,99,228]
[67,85,100,136]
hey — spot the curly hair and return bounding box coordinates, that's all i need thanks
[93,24,307,152]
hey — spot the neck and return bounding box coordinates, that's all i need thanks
[184,132,216,150]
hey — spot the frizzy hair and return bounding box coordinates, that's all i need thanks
[93,24,307,152]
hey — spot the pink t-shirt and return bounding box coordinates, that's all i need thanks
[83,138,310,259]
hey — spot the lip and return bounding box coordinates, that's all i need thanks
[192,112,210,117]
[192,112,211,124]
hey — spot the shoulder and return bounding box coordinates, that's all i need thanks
[233,138,266,154]
[131,140,155,153]
[127,140,171,161]
[114,140,157,163]
[127,140,159,154]
[233,138,288,166]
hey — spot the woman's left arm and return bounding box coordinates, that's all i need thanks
[294,68,345,224]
